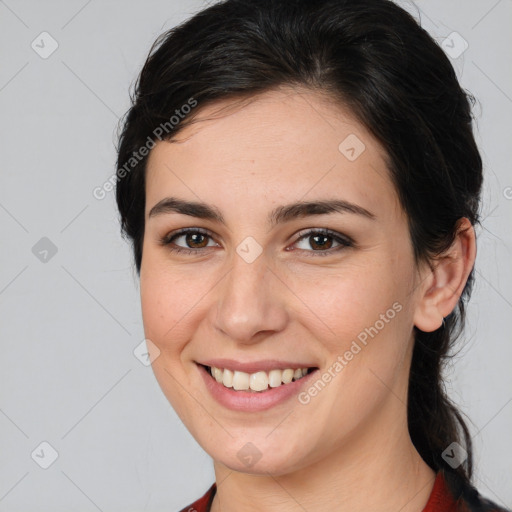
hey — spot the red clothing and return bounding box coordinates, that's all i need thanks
[178,469,510,512]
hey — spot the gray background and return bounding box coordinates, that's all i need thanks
[0,0,511,510]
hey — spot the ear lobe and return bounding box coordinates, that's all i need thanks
[413,218,476,333]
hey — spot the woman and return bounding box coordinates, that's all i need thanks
[115,0,510,510]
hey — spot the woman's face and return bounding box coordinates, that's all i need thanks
[140,88,425,475]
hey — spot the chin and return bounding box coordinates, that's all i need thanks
[218,454,299,476]
[206,436,312,476]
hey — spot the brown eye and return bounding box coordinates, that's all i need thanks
[292,229,353,256]
[161,228,218,255]
[308,233,334,250]
[184,232,209,248]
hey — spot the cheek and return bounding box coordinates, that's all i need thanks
[139,263,203,422]
[289,257,408,344]
[139,255,220,359]
[140,256,190,351]
[290,257,414,403]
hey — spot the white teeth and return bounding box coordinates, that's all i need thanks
[207,365,312,392]
[282,368,294,384]
[213,367,223,383]
[232,370,250,390]
[268,369,282,388]
[250,371,269,391]
[222,368,233,388]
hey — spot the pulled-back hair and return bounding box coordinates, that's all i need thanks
[115,0,482,486]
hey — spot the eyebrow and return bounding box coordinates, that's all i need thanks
[148,196,375,227]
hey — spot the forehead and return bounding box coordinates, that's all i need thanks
[166,87,378,154]
[145,87,399,221]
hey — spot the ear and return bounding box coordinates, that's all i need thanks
[413,218,476,332]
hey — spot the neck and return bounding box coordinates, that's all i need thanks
[210,397,436,512]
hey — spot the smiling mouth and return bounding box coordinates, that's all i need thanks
[199,364,318,393]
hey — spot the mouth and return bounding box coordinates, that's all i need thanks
[198,363,318,393]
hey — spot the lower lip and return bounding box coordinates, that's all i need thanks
[197,363,319,412]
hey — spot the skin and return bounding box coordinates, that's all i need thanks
[140,87,476,512]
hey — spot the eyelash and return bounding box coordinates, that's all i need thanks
[159,227,354,257]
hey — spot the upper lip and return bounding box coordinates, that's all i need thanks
[197,359,317,374]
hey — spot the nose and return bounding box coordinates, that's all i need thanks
[211,251,289,344]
